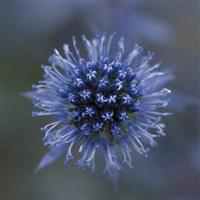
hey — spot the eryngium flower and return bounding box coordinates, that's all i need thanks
[28,33,172,176]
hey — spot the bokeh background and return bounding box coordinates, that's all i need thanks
[0,1,199,199]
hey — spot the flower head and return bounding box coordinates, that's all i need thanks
[28,33,172,177]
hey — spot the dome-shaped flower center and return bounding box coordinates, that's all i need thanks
[59,59,141,143]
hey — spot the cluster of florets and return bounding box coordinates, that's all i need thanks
[62,56,143,142]
[29,33,172,176]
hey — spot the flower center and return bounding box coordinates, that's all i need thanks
[60,59,141,142]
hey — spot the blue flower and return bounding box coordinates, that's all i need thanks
[28,33,172,177]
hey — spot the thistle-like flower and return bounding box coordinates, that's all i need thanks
[28,33,172,177]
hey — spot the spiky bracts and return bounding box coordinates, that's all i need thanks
[29,33,172,176]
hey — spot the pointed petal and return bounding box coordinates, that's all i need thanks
[34,145,65,173]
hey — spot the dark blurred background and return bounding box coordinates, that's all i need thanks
[0,1,199,199]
